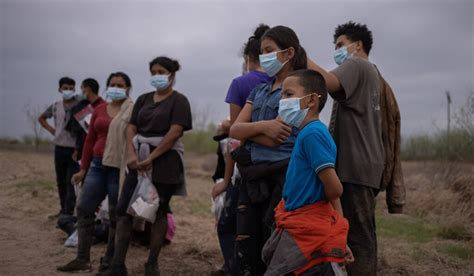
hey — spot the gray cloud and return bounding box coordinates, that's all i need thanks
[1,0,472,138]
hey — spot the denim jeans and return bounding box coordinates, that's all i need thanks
[54,146,79,215]
[76,158,120,260]
[76,158,119,225]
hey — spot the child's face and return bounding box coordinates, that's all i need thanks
[281,76,318,110]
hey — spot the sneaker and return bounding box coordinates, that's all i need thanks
[144,261,160,276]
[98,256,110,273]
[96,264,128,276]
[57,258,91,272]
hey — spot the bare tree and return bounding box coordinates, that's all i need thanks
[23,102,45,149]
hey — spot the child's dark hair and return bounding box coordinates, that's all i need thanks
[106,72,132,88]
[333,21,373,55]
[149,56,181,74]
[243,24,270,62]
[59,77,75,87]
[82,78,100,95]
[262,25,307,70]
[288,69,328,112]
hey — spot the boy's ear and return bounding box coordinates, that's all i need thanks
[307,93,318,109]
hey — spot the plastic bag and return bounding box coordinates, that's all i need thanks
[96,197,109,221]
[211,179,226,221]
[127,173,159,223]
[64,229,78,248]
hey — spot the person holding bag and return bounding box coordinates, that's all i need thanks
[101,56,192,276]
[57,72,134,273]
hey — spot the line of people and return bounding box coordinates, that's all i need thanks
[38,20,405,276]
[210,22,405,276]
[40,57,192,276]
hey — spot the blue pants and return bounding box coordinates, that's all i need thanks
[77,158,119,225]
[76,158,119,260]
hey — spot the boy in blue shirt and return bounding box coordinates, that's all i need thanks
[262,69,353,275]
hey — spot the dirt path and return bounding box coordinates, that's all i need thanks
[0,150,222,276]
[1,149,473,275]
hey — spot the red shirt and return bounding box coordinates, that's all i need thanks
[80,103,112,170]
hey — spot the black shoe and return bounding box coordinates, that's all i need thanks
[144,261,160,276]
[96,264,128,276]
[57,258,91,272]
[98,256,110,273]
[210,268,230,276]
[48,211,61,220]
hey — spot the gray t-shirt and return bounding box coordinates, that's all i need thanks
[329,56,384,189]
[43,100,77,148]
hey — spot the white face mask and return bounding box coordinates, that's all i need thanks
[62,90,75,100]
[106,87,127,101]
[150,74,170,90]
[278,94,318,127]
[333,42,358,65]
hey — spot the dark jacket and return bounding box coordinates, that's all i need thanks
[378,72,406,213]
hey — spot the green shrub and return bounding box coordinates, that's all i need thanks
[182,124,218,154]
[401,128,474,162]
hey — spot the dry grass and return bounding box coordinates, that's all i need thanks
[1,149,474,275]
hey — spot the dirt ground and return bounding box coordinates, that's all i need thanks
[0,149,473,276]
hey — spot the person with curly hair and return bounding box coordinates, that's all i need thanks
[308,21,384,275]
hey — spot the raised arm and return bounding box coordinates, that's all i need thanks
[307,58,342,93]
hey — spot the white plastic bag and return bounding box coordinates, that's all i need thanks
[211,192,226,221]
[127,173,159,223]
[96,197,109,221]
[211,179,226,221]
[64,229,78,248]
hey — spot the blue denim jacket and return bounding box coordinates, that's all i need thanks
[246,81,297,164]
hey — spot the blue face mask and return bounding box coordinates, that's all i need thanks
[150,74,170,90]
[259,50,288,77]
[62,90,75,100]
[333,42,357,65]
[106,87,127,101]
[278,94,316,127]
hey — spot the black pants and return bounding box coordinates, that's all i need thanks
[114,170,175,266]
[341,183,378,276]
[235,169,286,276]
[54,145,79,215]
[217,184,239,276]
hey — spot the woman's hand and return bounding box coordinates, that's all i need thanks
[137,157,153,172]
[262,119,292,144]
[71,170,86,186]
[127,152,139,170]
[211,181,228,199]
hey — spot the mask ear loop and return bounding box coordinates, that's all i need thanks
[302,93,321,109]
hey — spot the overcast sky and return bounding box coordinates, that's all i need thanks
[1,0,473,139]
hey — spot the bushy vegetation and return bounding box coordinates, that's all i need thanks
[182,123,218,154]
[401,128,474,162]
[402,92,474,162]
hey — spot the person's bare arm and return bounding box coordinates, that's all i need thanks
[230,103,292,144]
[126,124,139,169]
[229,104,242,125]
[38,114,55,135]
[307,58,342,93]
[318,168,343,201]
